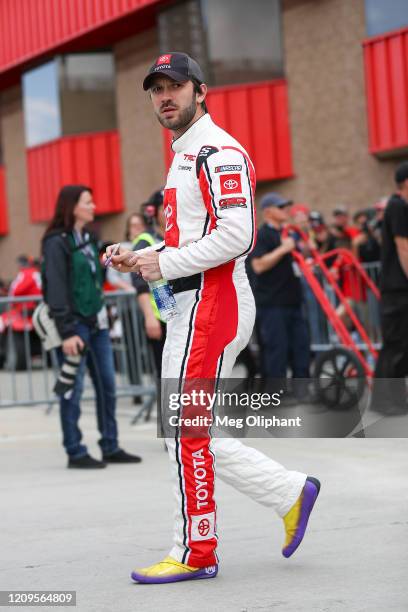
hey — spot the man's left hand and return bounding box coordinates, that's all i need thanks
[134,250,162,281]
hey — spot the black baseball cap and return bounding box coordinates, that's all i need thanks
[395,161,408,184]
[309,211,325,227]
[260,192,292,209]
[143,52,205,91]
[147,189,164,207]
[142,189,164,220]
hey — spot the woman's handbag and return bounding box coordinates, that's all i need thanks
[32,301,62,350]
[33,302,85,399]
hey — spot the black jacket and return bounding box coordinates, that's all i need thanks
[42,230,102,339]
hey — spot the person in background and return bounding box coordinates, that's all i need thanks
[41,185,142,468]
[351,209,381,264]
[105,212,147,292]
[288,204,312,257]
[297,212,336,348]
[330,204,359,249]
[105,212,148,399]
[309,212,337,264]
[132,190,166,375]
[250,192,311,400]
[289,203,310,232]
[8,254,42,314]
[373,197,387,238]
[328,206,365,329]
[127,212,146,243]
[371,162,408,416]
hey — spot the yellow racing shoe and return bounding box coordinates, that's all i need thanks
[282,476,321,558]
[130,556,218,584]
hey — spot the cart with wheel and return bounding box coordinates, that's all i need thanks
[283,225,381,409]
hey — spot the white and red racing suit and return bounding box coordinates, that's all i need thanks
[9,266,42,312]
[155,114,306,568]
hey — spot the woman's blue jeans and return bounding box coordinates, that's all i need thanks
[57,324,119,458]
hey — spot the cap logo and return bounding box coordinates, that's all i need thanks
[157,54,172,65]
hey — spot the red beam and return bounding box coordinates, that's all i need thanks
[0,0,167,89]
[27,130,124,222]
[163,79,294,183]
[363,27,408,155]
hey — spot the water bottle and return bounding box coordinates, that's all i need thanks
[148,279,179,322]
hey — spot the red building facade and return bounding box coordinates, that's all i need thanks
[0,0,407,275]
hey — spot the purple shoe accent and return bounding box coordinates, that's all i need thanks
[130,564,218,584]
[282,476,320,558]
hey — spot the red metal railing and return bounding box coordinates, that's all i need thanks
[0,165,8,235]
[27,130,124,222]
[363,26,408,155]
[163,79,294,182]
[283,225,380,378]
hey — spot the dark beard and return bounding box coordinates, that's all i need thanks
[157,95,197,131]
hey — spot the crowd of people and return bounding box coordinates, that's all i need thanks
[0,112,407,446]
[0,182,402,409]
[244,192,387,400]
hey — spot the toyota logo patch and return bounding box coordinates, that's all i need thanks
[224,179,238,190]
[198,518,210,537]
[220,173,242,195]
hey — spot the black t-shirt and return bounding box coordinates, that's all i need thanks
[250,224,301,307]
[380,194,408,294]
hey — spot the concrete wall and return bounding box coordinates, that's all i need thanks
[0,87,45,280]
[256,0,399,219]
[1,0,406,278]
[99,28,165,243]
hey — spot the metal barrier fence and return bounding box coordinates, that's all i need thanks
[303,261,381,355]
[0,263,383,412]
[0,291,157,420]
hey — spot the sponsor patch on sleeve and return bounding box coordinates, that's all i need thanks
[219,197,247,209]
[220,173,242,195]
[215,164,242,173]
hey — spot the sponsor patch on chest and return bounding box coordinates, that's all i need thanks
[219,197,247,209]
[220,173,242,195]
[215,165,242,173]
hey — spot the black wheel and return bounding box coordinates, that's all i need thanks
[5,332,28,371]
[313,347,366,410]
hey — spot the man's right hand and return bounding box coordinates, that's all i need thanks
[281,237,296,253]
[104,244,139,273]
[62,335,85,356]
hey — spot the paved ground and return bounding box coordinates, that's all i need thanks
[1,402,407,612]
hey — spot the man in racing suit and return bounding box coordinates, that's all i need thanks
[106,52,320,584]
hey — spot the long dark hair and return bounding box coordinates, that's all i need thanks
[42,184,92,241]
